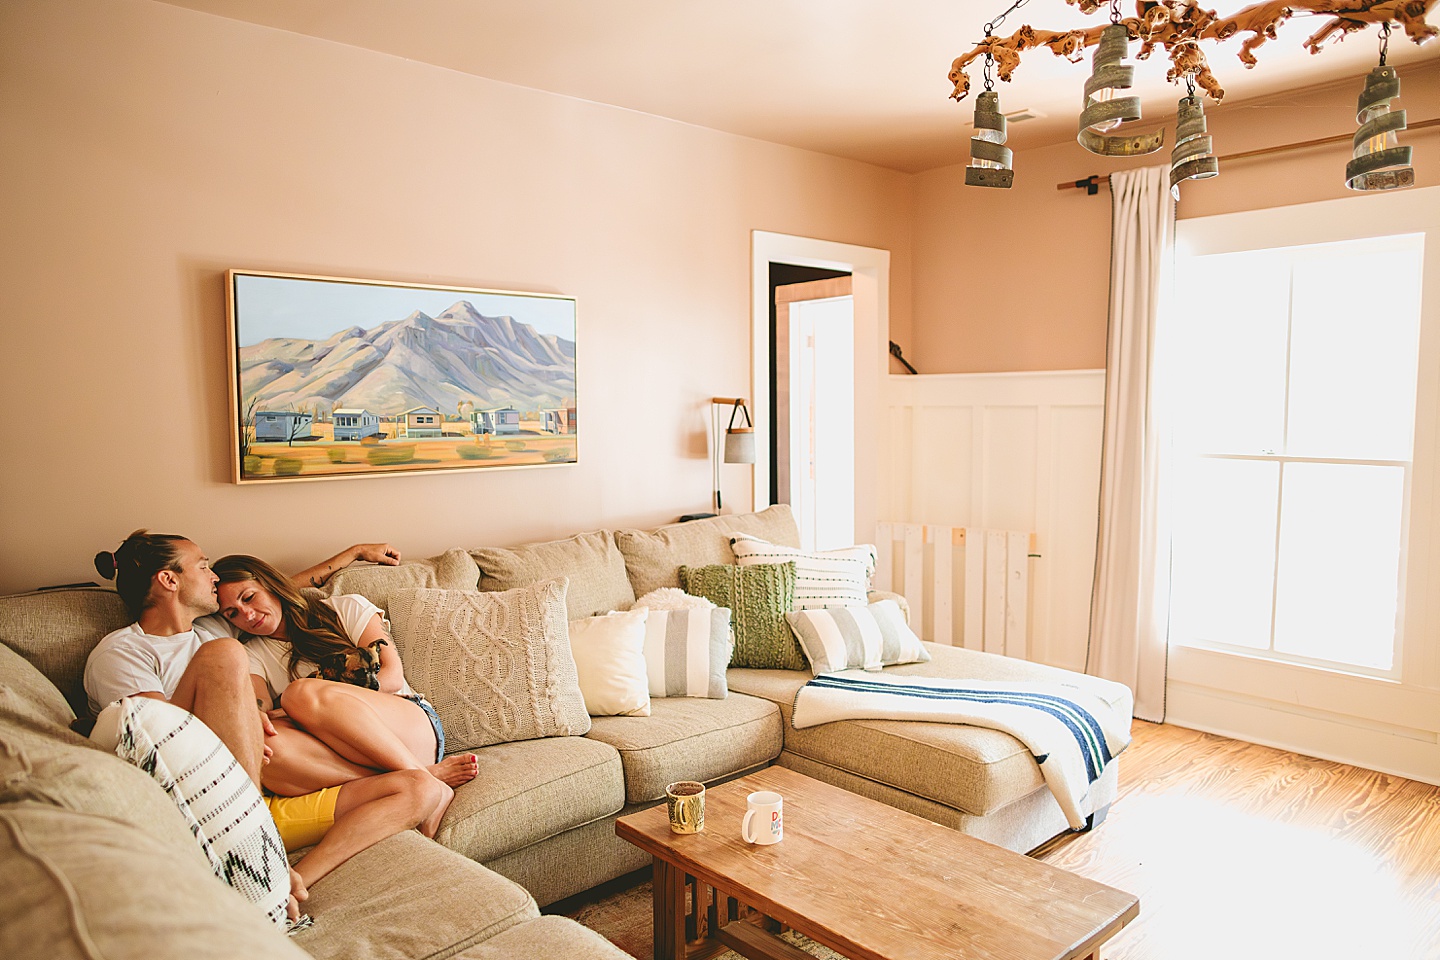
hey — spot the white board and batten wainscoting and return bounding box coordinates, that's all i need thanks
[877,366,1440,786]
[878,369,1105,675]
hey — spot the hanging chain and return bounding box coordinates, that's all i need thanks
[1110,0,1122,24]
[983,51,996,91]
[981,0,1033,40]
[1186,73,1196,97]
[1378,20,1391,65]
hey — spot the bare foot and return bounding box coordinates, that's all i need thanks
[427,753,478,787]
[419,781,454,838]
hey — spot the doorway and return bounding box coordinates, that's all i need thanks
[750,232,890,550]
[774,276,855,551]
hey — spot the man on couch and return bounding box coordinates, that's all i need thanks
[83,530,434,920]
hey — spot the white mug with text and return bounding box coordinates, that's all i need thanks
[741,790,783,845]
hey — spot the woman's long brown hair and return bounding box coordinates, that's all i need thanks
[212,554,357,680]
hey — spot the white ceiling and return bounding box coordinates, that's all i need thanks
[159,0,1438,173]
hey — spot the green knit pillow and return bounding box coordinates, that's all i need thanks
[679,561,803,670]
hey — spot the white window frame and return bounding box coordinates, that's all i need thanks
[1171,186,1440,691]
[1167,235,1421,679]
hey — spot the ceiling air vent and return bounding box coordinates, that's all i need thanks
[1003,108,1043,124]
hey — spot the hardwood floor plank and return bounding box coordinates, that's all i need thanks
[1034,721,1440,959]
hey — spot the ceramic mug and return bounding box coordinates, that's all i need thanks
[741,790,783,845]
[666,781,705,834]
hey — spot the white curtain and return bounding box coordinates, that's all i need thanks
[1086,165,1175,723]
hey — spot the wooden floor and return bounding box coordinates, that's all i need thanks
[563,721,1440,959]
[1031,721,1440,959]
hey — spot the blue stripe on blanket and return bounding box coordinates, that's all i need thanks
[805,674,1114,783]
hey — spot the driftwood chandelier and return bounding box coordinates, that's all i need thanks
[950,0,1438,194]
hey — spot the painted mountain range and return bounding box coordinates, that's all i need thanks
[239,300,576,419]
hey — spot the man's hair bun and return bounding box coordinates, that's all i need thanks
[93,551,119,580]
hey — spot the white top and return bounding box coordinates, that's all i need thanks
[245,594,407,705]
[84,614,238,716]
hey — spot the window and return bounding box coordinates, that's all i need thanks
[1166,233,1424,674]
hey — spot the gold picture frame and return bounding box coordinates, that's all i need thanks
[227,270,577,483]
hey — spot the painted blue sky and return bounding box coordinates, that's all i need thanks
[233,273,576,346]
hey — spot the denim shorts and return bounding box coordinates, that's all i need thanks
[400,693,445,763]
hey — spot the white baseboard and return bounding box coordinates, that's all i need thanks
[1166,681,1440,787]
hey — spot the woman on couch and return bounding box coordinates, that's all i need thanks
[212,555,478,801]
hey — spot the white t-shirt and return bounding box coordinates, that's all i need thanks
[84,614,238,716]
[245,594,407,706]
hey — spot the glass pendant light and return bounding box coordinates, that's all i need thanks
[1078,7,1163,157]
[1169,76,1219,198]
[1346,25,1414,192]
[966,71,1014,189]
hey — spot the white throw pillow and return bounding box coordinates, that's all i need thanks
[729,533,876,609]
[95,697,291,928]
[642,608,732,699]
[568,610,652,717]
[786,600,931,676]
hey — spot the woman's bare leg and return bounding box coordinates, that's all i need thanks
[280,679,476,786]
[262,718,378,796]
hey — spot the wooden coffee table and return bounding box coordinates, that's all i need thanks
[616,766,1137,960]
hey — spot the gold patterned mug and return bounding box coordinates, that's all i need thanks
[665,781,705,834]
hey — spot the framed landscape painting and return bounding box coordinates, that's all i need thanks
[227,270,577,483]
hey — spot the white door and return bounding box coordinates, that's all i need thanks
[776,278,854,551]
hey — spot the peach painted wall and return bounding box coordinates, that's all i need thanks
[0,0,913,595]
[910,59,1440,374]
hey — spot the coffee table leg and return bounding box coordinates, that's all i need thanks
[653,858,687,960]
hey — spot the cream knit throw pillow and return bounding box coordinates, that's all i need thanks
[386,579,591,751]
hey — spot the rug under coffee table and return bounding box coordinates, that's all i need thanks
[615,766,1138,960]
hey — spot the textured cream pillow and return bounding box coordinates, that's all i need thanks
[567,610,651,717]
[385,580,591,750]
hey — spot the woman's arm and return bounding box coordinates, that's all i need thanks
[355,613,407,695]
[290,543,402,590]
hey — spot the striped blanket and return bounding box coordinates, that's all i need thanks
[791,671,1133,829]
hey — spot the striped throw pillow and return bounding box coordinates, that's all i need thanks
[641,608,732,699]
[786,600,930,676]
[729,533,876,610]
[98,697,292,928]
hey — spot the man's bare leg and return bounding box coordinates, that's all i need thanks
[290,769,448,890]
[168,639,265,790]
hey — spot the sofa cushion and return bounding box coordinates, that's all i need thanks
[680,562,804,671]
[472,530,635,620]
[435,734,625,863]
[727,644,1133,817]
[614,504,801,598]
[0,713,209,868]
[584,694,783,804]
[0,586,130,719]
[452,915,632,960]
[387,581,591,751]
[307,548,480,612]
[0,802,308,960]
[290,829,540,960]
[0,640,75,729]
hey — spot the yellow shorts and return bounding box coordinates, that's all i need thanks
[265,786,342,852]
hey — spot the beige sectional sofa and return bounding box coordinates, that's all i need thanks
[0,505,1129,959]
